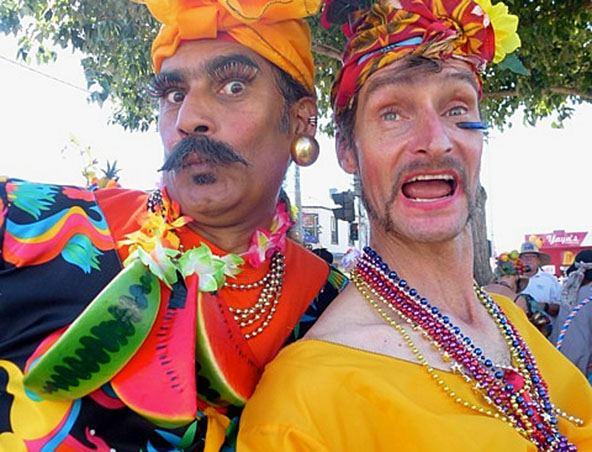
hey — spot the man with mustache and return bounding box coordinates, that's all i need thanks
[0,1,346,450]
[237,1,592,450]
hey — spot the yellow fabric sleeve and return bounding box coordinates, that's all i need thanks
[237,294,592,451]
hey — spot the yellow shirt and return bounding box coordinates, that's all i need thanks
[238,295,592,451]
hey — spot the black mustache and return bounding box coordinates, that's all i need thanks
[159,135,249,172]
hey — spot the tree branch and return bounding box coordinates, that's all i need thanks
[549,87,592,100]
[483,90,517,99]
[484,88,592,101]
[312,42,341,60]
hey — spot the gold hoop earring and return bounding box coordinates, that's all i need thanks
[290,135,319,167]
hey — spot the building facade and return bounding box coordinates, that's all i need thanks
[301,205,359,264]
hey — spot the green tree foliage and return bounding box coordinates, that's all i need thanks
[481,0,592,129]
[1,1,590,133]
[1,0,157,131]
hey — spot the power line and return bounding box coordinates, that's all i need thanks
[0,54,89,94]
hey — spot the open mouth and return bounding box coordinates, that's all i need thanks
[401,173,457,203]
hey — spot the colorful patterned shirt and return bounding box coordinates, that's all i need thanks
[0,178,346,451]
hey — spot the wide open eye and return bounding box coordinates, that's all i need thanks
[220,81,246,96]
[381,110,399,121]
[448,106,468,117]
[166,90,185,104]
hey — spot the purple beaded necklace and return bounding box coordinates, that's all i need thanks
[352,246,579,452]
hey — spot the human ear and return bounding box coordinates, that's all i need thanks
[290,97,318,137]
[336,132,357,175]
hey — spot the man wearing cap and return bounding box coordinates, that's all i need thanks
[237,1,592,450]
[0,1,348,450]
[519,241,562,316]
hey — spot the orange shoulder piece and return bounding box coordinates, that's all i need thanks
[283,240,330,305]
[248,240,330,364]
[94,188,149,261]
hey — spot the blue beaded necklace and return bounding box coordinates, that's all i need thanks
[352,246,581,451]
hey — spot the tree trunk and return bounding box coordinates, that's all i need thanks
[472,184,494,286]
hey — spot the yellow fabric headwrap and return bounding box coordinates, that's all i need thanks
[133,0,320,93]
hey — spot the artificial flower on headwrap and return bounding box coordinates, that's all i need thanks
[321,0,521,112]
[131,0,321,93]
[494,249,527,278]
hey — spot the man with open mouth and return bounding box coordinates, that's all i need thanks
[0,1,347,451]
[238,1,592,451]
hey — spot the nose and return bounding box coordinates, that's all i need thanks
[412,109,453,158]
[175,91,216,137]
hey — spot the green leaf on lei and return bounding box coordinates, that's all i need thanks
[221,253,245,278]
[124,243,179,288]
[178,244,242,292]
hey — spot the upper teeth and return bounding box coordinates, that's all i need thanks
[407,174,454,183]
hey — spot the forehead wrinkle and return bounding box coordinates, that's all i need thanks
[362,68,478,103]
[363,72,416,101]
[443,71,479,94]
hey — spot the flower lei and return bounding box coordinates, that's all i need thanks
[119,188,293,291]
[244,201,293,268]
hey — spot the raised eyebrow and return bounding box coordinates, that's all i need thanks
[363,70,479,101]
[444,71,479,94]
[363,72,415,100]
[151,71,186,86]
[206,54,260,78]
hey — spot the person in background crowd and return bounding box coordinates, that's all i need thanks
[236,1,592,450]
[550,250,592,383]
[484,250,530,312]
[485,250,553,337]
[312,247,334,265]
[520,241,562,317]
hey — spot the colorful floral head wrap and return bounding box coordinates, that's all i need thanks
[321,0,521,112]
[494,250,528,279]
[133,0,321,93]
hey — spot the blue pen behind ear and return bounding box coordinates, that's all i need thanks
[456,121,489,130]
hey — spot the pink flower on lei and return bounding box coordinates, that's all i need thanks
[341,247,361,271]
[245,202,294,268]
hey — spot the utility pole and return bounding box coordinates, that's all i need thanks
[353,174,369,248]
[294,165,304,242]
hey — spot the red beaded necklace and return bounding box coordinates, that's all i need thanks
[352,246,580,452]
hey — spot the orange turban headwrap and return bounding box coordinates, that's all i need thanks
[133,0,320,93]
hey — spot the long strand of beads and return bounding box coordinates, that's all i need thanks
[351,271,522,431]
[352,246,580,452]
[353,264,532,436]
[356,251,580,450]
[226,252,285,340]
